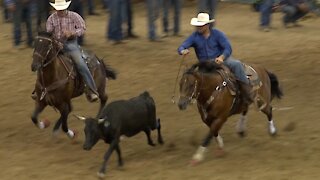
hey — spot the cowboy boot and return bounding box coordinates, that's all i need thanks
[238,82,254,105]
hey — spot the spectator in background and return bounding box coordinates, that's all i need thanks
[5,0,33,48]
[123,0,138,38]
[88,0,99,15]
[36,0,50,31]
[280,0,309,27]
[107,0,124,44]
[162,0,182,37]
[2,0,12,22]
[198,0,218,19]
[146,0,161,41]
[259,0,274,32]
[69,0,85,45]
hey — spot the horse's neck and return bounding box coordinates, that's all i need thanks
[39,53,60,84]
[196,74,223,103]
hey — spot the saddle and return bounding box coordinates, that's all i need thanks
[58,48,101,96]
[217,63,266,112]
[216,63,262,96]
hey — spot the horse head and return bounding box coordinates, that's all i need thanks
[178,62,224,110]
[178,69,200,110]
[31,31,59,72]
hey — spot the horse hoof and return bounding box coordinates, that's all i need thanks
[67,129,78,140]
[269,128,277,137]
[71,130,78,139]
[38,119,50,129]
[97,172,105,178]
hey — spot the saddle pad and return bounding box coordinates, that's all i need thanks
[81,49,99,70]
[243,64,262,90]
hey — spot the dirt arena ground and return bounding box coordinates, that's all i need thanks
[0,2,319,180]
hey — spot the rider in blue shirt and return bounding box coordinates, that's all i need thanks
[178,13,254,104]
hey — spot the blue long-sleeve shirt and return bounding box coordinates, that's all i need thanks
[177,29,232,62]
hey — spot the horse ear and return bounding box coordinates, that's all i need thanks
[74,115,86,121]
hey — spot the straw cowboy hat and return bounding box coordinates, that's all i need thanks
[190,13,215,26]
[50,0,71,11]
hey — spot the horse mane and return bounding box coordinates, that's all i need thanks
[37,31,53,38]
[186,62,222,74]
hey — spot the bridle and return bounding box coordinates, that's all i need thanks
[180,74,200,104]
[33,36,59,68]
[182,72,229,107]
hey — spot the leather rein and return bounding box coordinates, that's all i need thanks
[34,36,75,101]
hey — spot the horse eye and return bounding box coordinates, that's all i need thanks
[39,39,43,43]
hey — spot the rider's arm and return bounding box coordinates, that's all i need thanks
[73,13,86,37]
[216,30,232,60]
[46,14,54,33]
[177,33,195,55]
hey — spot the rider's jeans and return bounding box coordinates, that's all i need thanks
[223,57,249,84]
[64,40,98,94]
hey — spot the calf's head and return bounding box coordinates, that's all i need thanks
[75,115,105,151]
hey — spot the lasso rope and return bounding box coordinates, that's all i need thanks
[171,55,187,104]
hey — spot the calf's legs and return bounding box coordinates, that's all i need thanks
[98,139,121,178]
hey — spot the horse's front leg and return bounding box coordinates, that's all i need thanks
[31,100,50,129]
[58,103,76,139]
[191,117,226,165]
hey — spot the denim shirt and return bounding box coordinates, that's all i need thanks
[177,29,232,62]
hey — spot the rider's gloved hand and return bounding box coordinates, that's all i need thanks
[180,49,190,55]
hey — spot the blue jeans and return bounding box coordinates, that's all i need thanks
[282,5,307,24]
[260,0,274,27]
[13,2,33,46]
[163,0,181,34]
[124,0,134,35]
[223,57,249,84]
[107,0,124,41]
[88,0,95,14]
[64,40,98,94]
[36,0,50,30]
[146,0,160,40]
[198,0,218,19]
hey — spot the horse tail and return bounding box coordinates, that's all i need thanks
[267,71,283,100]
[98,57,117,80]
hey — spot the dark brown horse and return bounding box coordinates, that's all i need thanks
[178,62,283,164]
[31,32,116,139]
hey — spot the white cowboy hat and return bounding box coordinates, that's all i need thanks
[190,13,215,26]
[50,0,71,11]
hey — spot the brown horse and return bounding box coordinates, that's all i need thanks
[178,62,283,164]
[30,32,117,139]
